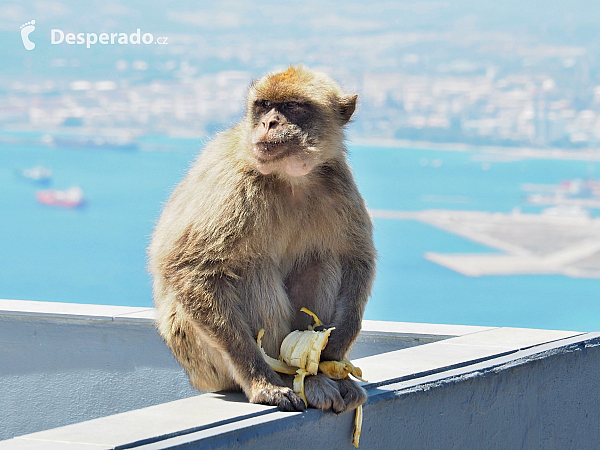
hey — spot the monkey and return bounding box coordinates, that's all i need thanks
[148,65,376,413]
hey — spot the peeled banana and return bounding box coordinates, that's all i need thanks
[280,327,335,375]
[256,307,365,447]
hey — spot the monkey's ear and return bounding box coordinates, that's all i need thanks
[339,94,358,125]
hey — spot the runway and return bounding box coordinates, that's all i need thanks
[370,209,600,278]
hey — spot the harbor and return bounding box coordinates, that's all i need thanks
[371,208,600,278]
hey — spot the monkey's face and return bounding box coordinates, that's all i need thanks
[250,99,317,177]
[245,66,358,179]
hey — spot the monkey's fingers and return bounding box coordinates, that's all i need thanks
[336,377,367,412]
[279,388,308,412]
[249,384,306,412]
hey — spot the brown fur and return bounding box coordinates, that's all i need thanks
[148,66,376,412]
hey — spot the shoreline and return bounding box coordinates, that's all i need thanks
[370,208,600,278]
[350,137,600,162]
[4,127,600,162]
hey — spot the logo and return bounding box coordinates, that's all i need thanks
[18,21,168,51]
[50,29,168,48]
[20,20,36,50]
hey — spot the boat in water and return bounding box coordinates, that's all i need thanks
[49,135,138,151]
[36,186,85,208]
[20,165,52,183]
[523,177,600,210]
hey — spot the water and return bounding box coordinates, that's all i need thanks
[350,147,600,331]
[1,141,197,307]
[1,141,598,331]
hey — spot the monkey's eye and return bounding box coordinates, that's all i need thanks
[256,100,273,110]
[283,101,300,110]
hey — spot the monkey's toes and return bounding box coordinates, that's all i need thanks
[250,385,306,412]
[336,378,367,411]
[305,374,346,413]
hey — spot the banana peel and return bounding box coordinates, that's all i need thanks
[256,307,365,447]
[319,358,367,382]
[256,328,297,375]
[353,401,363,448]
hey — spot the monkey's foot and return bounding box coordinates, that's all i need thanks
[304,373,346,413]
[336,378,367,411]
[249,382,306,412]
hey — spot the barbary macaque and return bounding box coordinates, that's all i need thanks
[149,66,376,413]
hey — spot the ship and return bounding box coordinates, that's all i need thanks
[523,178,600,210]
[20,165,52,183]
[36,186,85,208]
[47,135,138,151]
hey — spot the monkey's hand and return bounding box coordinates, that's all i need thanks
[257,308,365,446]
[248,376,306,412]
[313,325,356,362]
[303,373,346,413]
[336,377,368,412]
[257,309,366,404]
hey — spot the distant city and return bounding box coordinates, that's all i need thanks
[2,0,600,149]
[2,1,600,330]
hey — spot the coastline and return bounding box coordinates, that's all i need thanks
[350,137,600,162]
[5,127,600,162]
[371,208,600,278]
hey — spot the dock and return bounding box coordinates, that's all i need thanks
[371,209,600,278]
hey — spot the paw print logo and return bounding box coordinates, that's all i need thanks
[20,20,36,50]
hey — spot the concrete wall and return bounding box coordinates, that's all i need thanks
[0,300,451,441]
[2,300,598,449]
[0,312,197,440]
[188,335,599,450]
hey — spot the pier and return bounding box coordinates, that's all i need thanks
[370,209,600,278]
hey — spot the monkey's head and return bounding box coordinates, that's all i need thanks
[244,66,357,178]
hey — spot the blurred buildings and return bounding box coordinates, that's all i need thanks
[2,2,600,149]
[2,71,251,139]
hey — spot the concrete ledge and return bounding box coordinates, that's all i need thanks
[0,299,490,334]
[0,299,465,440]
[1,300,598,449]
[0,300,194,441]
[0,299,156,322]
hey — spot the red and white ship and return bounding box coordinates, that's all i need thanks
[36,186,85,208]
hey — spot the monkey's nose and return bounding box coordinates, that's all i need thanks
[263,117,279,130]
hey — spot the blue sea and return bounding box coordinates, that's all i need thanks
[1,138,599,331]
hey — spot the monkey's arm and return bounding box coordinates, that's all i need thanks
[320,254,376,362]
[178,272,306,412]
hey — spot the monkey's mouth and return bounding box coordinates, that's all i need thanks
[253,139,316,177]
[253,138,302,163]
